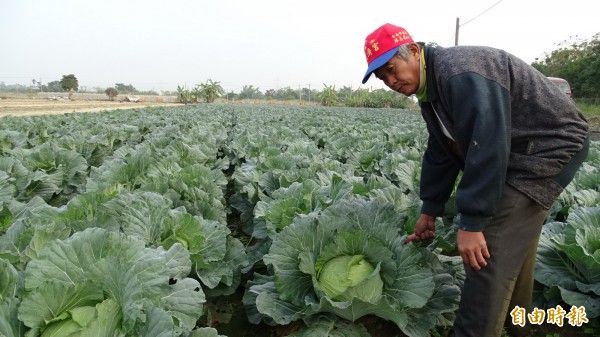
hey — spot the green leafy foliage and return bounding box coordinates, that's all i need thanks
[532,33,600,98]
[18,227,205,336]
[536,207,600,318]
[0,104,598,336]
[286,316,371,337]
[246,198,460,337]
[197,79,225,103]
[320,84,338,106]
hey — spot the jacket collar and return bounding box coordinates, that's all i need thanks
[423,44,441,102]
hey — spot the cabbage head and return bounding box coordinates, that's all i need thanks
[244,198,460,337]
[317,254,383,303]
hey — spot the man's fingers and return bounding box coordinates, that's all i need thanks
[483,246,491,259]
[404,230,436,244]
[403,233,418,244]
[462,252,479,271]
[462,249,490,271]
[476,246,491,268]
[419,230,433,240]
[475,251,488,268]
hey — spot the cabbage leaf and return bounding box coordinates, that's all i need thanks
[18,227,205,335]
[536,206,600,317]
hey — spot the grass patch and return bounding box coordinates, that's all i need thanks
[575,101,600,130]
[577,102,600,118]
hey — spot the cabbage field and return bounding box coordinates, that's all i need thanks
[0,104,598,337]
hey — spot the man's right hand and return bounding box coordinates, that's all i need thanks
[404,214,436,243]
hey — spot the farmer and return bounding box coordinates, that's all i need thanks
[361,23,589,337]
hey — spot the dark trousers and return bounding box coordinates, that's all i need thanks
[452,184,548,337]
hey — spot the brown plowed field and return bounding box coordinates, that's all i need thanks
[0,97,176,117]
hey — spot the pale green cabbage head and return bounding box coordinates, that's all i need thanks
[317,254,383,303]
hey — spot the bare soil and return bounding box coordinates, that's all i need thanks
[0,97,176,117]
[587,116,600,141]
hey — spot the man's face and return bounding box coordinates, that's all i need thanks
[374,44,421,96]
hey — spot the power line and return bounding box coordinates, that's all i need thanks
[460,0,504,27]
[452,0,505,45]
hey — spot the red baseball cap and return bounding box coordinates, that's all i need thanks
[362,23,414,84]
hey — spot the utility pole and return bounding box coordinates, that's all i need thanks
[455,17,460,46]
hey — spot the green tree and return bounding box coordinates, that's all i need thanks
[115,83,138,94]
[320,84,338,106]
[532,33,600,98]
[46,80,63,92]
[344,88,368,107]
[105,87,118,101]
[299,87,315,102]
[59,74,78,100]
[264,89,277,100]
[366,88,394,108]
[238,85,262,100]
[225,90,237,101]
[198,79,224,103]
[138,89,159,96]
[337,86,354,102]
[275,86,298,100]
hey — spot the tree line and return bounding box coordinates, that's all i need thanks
[0,78,160,98]
[532,33,600,99]
[174,80,414,109]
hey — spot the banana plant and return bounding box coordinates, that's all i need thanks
[198,79,225,103]
[176,84,196,104]
[320,84,338,106]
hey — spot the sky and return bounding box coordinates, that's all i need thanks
[0,0,598,93]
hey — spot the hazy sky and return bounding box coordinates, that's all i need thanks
[1,0,597,93]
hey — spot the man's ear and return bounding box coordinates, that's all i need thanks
[409,43,420,56]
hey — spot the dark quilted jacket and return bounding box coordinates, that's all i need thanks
[417,45,588,231]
